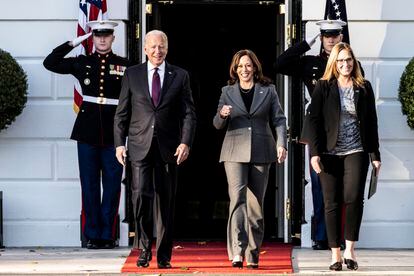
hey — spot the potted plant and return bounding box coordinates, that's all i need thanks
[0,49,28,131]
[399,57,414,129]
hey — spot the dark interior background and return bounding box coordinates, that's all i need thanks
[148,2,282,240]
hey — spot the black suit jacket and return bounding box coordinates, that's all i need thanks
[306,79,381,162]
[114,61,196,163]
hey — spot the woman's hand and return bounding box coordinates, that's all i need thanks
[277,146,287,163]
[311,156,322,174]
[220,105,232,118]
[372,160,381,175]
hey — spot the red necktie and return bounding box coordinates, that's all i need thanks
[152,67,160,106]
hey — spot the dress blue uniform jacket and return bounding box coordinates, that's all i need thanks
[43,42,130,146]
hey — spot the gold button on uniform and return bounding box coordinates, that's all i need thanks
[100,79,104,83]
[101,72,104,76]
[100,93,104,96]
[101,59,106,63]
[100,86,104,90]
[101,66,105,69]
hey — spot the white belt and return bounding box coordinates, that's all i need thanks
[82,95,119,105]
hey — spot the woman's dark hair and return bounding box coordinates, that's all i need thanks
[228,49,272,85]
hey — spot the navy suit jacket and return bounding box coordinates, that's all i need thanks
[114,61,196,163]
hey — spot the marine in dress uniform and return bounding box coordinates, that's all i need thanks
[43,20,130,249]
[275,20,348,250]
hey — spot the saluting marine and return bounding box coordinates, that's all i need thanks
[43,20,130,249]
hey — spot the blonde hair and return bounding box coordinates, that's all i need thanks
[321,42,365,87]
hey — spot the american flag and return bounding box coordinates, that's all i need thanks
[73,0,108,113]
[324,0,350,44]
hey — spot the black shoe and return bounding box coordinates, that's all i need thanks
[344,258,358,270]
[86,240,100,250]
[312,241,329,250]
[101,239,115,249]
[137,249,152,268]
[157,260,172,269]
[232,261,243,268]
[329,261,343,271]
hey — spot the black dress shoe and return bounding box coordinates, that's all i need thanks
[86,240,100,249]
[329,261,342,271]
[157,260,172,269]
[101,240,115,249]
[232,261,243,268]
[312,241,329,250]
[344,258,358,270]
[137,250,152,268]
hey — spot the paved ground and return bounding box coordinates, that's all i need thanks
[0,246,414,275]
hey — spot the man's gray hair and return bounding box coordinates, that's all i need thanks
[144,30,168,48]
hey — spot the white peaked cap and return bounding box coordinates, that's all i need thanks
[86,20,118,34]
[316,19,347,35]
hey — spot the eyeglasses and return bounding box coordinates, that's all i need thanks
[336,57,353,64]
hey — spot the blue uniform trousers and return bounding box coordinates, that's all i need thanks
[310,166,328,242]
[77,142,123,241]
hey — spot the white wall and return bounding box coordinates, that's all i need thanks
[0,0,129,246]
[302,0,414,248]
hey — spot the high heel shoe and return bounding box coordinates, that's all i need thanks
[344,258,359,270]
[246,263,259,269]
[329,261,342,271]
[232,255,243,269]
[232,261,243,268]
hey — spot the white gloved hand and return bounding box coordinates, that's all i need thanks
[306,33,321,47]
[69,32,92,47]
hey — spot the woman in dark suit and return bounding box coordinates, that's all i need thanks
[213,49,287,269]
[306,42,381,271]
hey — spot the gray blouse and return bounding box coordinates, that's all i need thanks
[327,85,364,156]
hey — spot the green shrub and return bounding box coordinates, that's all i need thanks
[399,57,414,129]
[0,49,28,131]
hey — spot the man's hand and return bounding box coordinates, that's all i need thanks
[174,143,190,165]
[306,33,321,47]
[277,146,287,164]
[69,32,92,47]
[116,146,127,166]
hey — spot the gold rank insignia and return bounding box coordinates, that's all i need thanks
[84,78,91,85]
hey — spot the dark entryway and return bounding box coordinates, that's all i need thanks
[128,0,306,242]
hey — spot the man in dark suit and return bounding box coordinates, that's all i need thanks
[114,30,196,269]
[44,20,130,250]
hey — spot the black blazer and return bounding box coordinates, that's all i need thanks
[306,79,381,162]
[113,61,196,163]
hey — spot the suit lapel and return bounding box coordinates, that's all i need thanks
[159,62,176,105]
[329,79,341,116]
[250,84,267,115]
[135,62,152,105]
[354,85,360,111]
[229,84,247,113]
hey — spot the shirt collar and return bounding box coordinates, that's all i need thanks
[148,61,166,72]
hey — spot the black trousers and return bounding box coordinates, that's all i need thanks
[130,138,177,262]
[319,152,369,248]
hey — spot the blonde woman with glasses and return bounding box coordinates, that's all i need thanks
[305,42,381,271]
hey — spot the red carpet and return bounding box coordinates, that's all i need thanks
[121,241,293,274]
